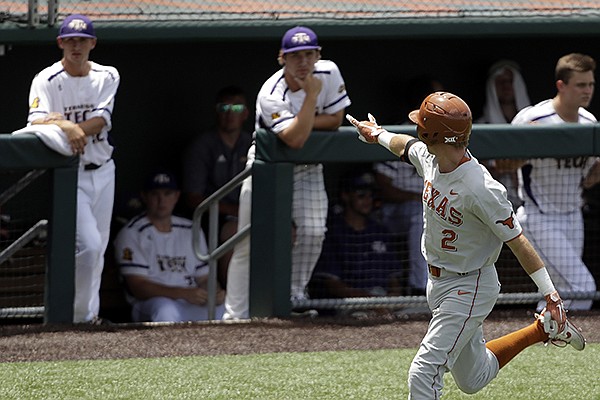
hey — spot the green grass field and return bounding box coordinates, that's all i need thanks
[0,344,598,399]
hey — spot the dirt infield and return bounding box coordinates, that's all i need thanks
[1,309,599,363]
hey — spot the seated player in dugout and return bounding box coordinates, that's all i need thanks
[309,170,401,302]
[113,169,225,322]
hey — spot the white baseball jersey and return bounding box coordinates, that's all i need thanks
[406,140,522,274]
[224,59,351,318]
[511,99,597,311]
[27,60,120,166]
[511,99,598,213]
[246,59,351,165]
[114,214,209,305]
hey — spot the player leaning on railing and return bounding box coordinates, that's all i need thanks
[347,91,585,399]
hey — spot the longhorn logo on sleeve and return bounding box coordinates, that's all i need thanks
[495,213,516,229]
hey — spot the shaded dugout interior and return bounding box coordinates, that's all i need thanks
[0,22,599,198]
[1,19,600,319]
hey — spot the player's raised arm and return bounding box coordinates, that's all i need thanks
[346,113,414,157]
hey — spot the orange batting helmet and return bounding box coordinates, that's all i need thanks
[408,92,472,147]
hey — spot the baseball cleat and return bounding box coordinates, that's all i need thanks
[536,309,586,351]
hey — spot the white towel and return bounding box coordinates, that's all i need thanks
[11,125,74,156]
[479,60,531,124]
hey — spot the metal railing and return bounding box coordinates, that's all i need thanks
[192,165,252,320]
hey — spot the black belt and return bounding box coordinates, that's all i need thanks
[84,159,110,171]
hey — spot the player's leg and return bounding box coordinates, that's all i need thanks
[133,297,182,322]
[485,319,547,369]
[223,176,252,320]
[73,169,108,323]
[290,165,327,301]
[406,201,427,293]
[525,211,595,310]
[177,300,226,321]
[563,211,596,309]
[408,268,499,398]
[88,161,115,320]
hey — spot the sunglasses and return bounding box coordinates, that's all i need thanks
[216,103,246,113]
[353,189,373,198]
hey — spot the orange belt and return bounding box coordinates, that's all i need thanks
[428,265,441,277]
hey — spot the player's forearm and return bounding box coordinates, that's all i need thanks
[277,94,318,149]
[505,234,545,275]
[78,116,106,136]
[582,159,600,189]
[377,131,414,158]
[313,109,344,131]
[506,234,558,296]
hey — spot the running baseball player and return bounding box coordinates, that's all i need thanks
[27,14,120,324]
[114,170,225,322]
[224,26,351,319]
[348,91,585,399]
[512,53,600,311]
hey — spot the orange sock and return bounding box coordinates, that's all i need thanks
[485,320,548,369]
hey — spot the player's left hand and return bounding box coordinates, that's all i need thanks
[542,290,567,334]
[346,113,385,144]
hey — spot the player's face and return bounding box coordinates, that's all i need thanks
[558,70,595,108]
[58,37,96,64]
[143,189,180,220]
[494,68,515,105]
[283,50,320,80]
[344,188,374,217]
[216,95,249,133]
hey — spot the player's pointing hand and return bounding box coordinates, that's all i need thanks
[346,113,385,144]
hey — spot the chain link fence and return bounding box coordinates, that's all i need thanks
[1,1,600,28]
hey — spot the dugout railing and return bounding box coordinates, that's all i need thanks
[244,124,600,317]
[0,134,78,323]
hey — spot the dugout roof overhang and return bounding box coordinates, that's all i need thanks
[1,1,600,44]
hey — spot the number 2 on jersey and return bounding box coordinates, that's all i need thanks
[441,229,458,252]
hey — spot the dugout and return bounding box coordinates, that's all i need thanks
[1,9,600,320]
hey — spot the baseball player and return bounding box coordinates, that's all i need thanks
[348,91,585,399]
[27,14,120,324]
[114,170,225,322]
[512,53,600,311]
[224,26,351,319]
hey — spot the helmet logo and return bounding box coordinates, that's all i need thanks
[444,136,458,143]
[291,32,312,45]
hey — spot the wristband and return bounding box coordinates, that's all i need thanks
[377,130,394,151]
[529,267,556,296]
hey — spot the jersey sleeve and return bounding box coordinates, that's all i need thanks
[257,93,296,134]
[27,74,52,124]
[113,225,151,277]
[469,179,523,242]
[320,61,351,115]
[510,106,532,125]
[406,140,428,178]
[87,66,120,130]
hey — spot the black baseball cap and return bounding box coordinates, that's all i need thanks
[341,171,376,192]
[143,170,179,191]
